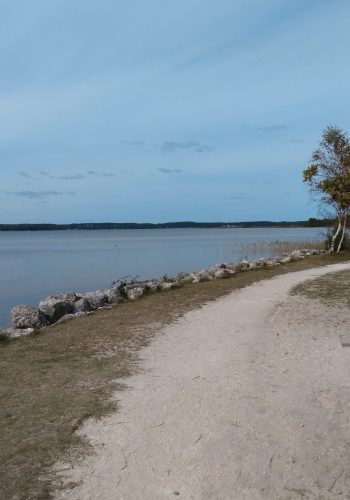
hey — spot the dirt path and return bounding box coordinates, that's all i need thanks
[56,262,350,500]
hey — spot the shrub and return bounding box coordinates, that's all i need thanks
[325,227,350,252]
[0,331,10,344]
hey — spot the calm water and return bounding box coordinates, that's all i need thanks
[0,227,325,328]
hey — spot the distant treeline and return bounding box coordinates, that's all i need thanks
[0,218,332,231]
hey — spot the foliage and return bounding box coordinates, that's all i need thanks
[325,227,350,251]
[303,125,350,252]
[0,331,10,344]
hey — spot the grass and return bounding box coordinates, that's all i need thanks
[291,268,350,306]
[1,252,349,500]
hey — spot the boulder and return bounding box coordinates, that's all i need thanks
[84,291,109,310]
[213,268,232,279]
[266,260,280,267]
[122,285,145,301]
[191,270,213,283]
[175,273,194,284]
[11,305,50,329]
[225,263,237,272]
[74,297,93,313]
[277,256,291,264]
[54,292,81,302]
[39,296,75,323]
[239,259,250,271]
[160,282,175,290]
[291,250,305,260]
[144,280,161,292]
[5,327,35,338]
[55,312,89,324]
[251,258,267,267]
[104,287,123,304]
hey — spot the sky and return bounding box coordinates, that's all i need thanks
[1,0,350,224]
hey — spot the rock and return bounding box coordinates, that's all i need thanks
[74,297,93,313]
[160,282,175,290]
[39,296,75,323]
[175,273,194,284]
[213,268,232,279]
[277,256,291,264]
[239,259,250,271]
[54,292,81,302]
[123,285,145,301]
[5,327,34,338]
[11,305,49,329]
[251,259,262,267]
[266,260,280,267]
[191,270,213,283]
[55,312,89,324]
[104,287,123,304]
[84,291,109,310]
[225,263,237,272]
[144,280,161,292]
[291,250,305,260]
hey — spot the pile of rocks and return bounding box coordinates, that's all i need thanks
[7,248,325,337]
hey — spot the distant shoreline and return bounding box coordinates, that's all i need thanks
[0,219,331,231]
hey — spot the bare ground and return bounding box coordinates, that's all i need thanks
[54,262,350,500]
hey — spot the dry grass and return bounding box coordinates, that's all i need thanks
[291,268,350,306]
[238,239,325,258]
[1,252,349,500]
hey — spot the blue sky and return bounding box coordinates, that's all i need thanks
[1,0,350,223]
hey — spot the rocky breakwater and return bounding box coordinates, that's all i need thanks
[7,248,324,338]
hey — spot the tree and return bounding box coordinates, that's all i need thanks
[303,125,350,253]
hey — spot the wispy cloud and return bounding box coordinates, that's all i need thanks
[39,170,115,179]
[122,139,214,154]
[6,190,75,199]
[18,171,33,179]
[87,170,115,177]
[60,174,86,180]
[159,141,214,153]
[157,168,183,174]
[40,171,85,180]
[257,124,288,132]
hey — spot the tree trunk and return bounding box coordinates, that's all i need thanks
[330,217,342,253]
[337,214,347,253]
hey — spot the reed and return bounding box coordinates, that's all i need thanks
[236,239,325,260]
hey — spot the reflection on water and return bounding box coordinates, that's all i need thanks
[0,227,325,327]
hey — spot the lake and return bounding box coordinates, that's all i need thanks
[0,227,325,328]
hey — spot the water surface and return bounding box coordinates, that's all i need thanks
[0,227,324,327]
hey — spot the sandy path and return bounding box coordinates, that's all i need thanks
[56,262,350,500]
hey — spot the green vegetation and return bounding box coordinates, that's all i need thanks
[0,219,331,232]
[303,125,350,253]
[0,331,9,343]
[0,252,349,500]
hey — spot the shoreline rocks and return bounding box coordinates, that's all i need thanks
[7,248,326,338]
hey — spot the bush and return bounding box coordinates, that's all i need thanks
[325,227,350,252]
[0,331,10,344]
